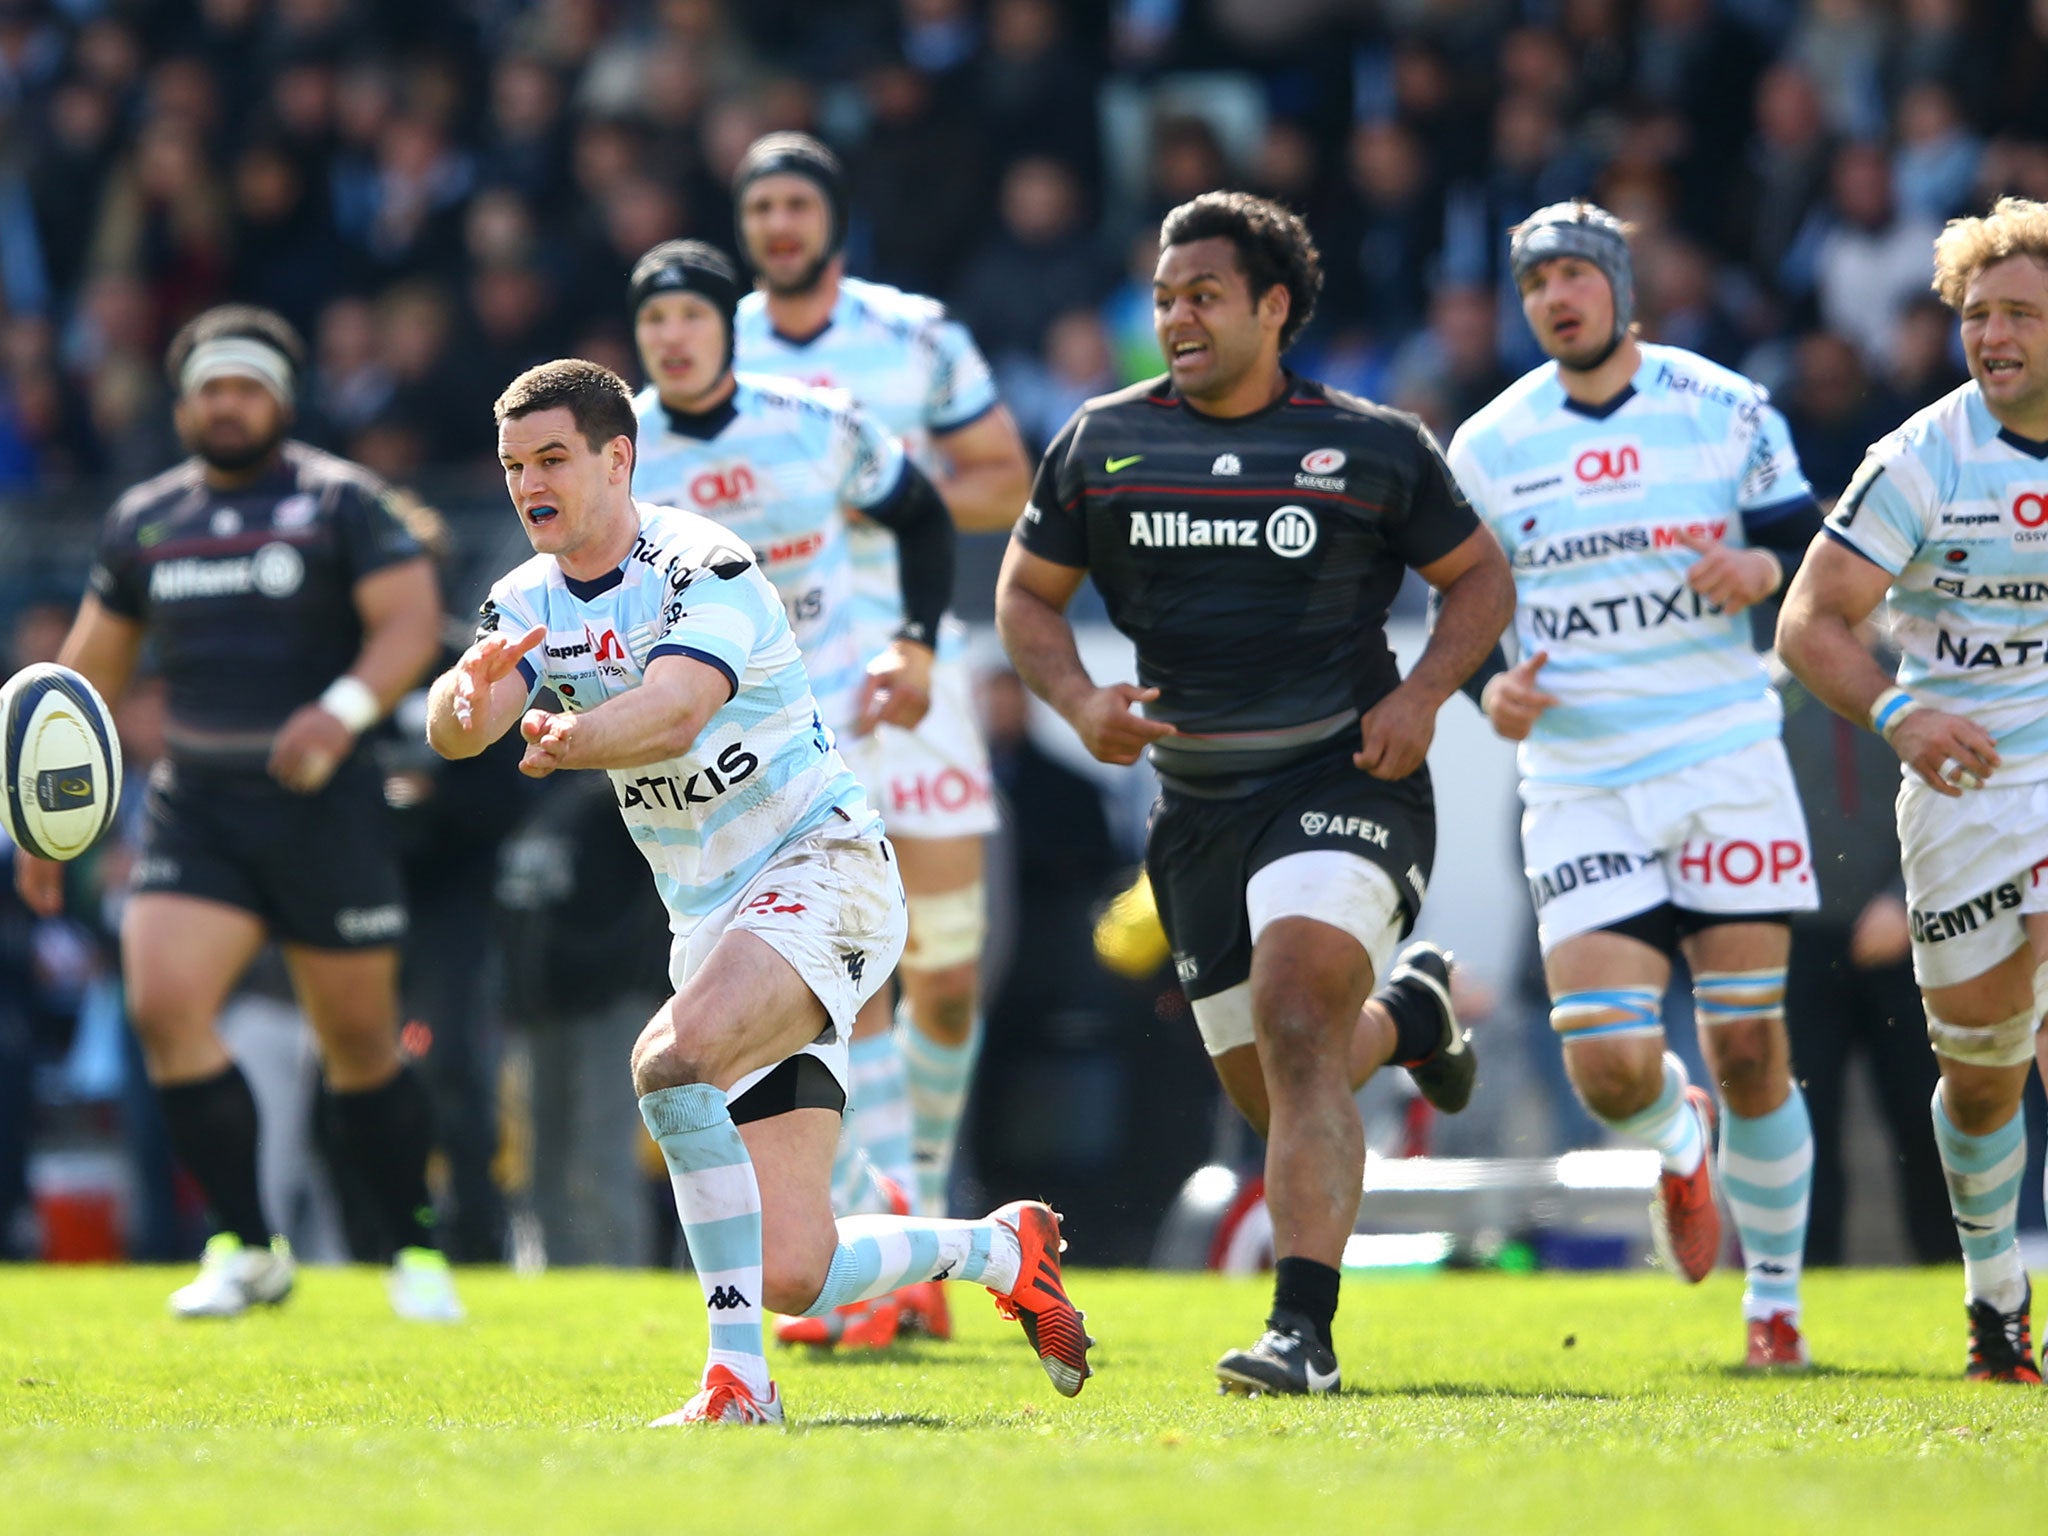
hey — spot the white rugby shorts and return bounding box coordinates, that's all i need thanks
[1897,773,2048,989]
[1521,737,1818,953]
[668,824,908,1107]
[838,647,999,840]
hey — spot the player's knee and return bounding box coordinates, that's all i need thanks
[1567,1047,1661,1120]
[901,883,985,975]
[1252,995,1348,1083]
[759,1251,831,1316]
[1940,1065,2027,1135]
[905,968,977,1045]
[630,1014,717,1096]
[1702,1019,1777,1096]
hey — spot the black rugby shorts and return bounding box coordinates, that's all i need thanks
[1145,743,1435,1003]
[133,755,408,949]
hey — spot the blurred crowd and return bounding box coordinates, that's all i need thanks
[0,0,2037,493]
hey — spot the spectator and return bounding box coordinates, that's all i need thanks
[1779,330,1900,504]
[1002,307,1119,454]
[954,156,1114,364]
[1808,141,1943,368]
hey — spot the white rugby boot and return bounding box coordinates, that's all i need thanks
[387,1246,466,1322]
[169,1233,295,1318]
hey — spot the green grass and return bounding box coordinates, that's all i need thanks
[1,1265,2041,1534]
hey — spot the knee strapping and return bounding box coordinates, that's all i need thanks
[900,883,985,973]
[1927,1004,2040,1067]
[1551,985,1664,1042]
[1693,966,1787,1027]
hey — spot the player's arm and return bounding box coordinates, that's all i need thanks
[1777,535,1996,797]
[269,556,443,794]
[930,405,1033,533]
[996,542,1175,767]
[1356,526,1516,777]
[426,622,547,759]
[513,654,731,777]
[55,594,146,703]
[16,597,148,917]
[833,398,955,730]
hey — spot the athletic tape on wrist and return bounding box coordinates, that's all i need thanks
[318,675,381,735]
[1870,686,1921,742]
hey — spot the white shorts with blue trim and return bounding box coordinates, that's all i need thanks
[1521,738,1817,953]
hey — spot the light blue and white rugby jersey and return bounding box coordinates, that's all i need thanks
[1826,382,2048,785]
[734,276,999,654]
[633,374,907,738]
[1447,343,1814,789]
[477,499,880,934]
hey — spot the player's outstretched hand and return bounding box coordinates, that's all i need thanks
[1677,529,1779,614]
[1480,650,1560,742]
[1355,681,1437,779]
[451,624,547,730]
[1069,683,1176,766]
[855,639,934,735]
[518,708,576,778]
[1889,707,2000,797]
[269,702,354,795]
[13,850,62,917]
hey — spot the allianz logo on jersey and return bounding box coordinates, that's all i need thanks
[149,541,304,602]
[1513,518,1727,569]
[1126,506,1319,558]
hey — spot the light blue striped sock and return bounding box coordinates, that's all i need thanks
[848,1031,915,1198]
[800,1213,1021,1317]
[1720,1085,1812,1321]
[901,1010,981,1217]
[1608,1052,1705,1176]
[830,1143,900,1217]
[639,1083,769,1397]
[1932,1087,2029,1313]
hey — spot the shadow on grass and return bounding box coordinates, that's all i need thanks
[1340,1383,1617,1400]
[1702,1362,1952,1384]
[798,1412,950,1431]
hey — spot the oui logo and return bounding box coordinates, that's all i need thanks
[689,464,758,509]
[1575,445,1641,483]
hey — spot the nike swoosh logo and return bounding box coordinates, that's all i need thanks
[1305,1360,1339,1391]
[1105,455,1143,473]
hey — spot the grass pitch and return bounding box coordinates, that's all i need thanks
[2,1264,2040,1534]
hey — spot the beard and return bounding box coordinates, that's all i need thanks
[191,421,287,474]
[761,246,834,299]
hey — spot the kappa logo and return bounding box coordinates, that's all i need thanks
[706,1285,750,1310]
[1211,453,1241,476]
[211,508,242,538]
[843,949,867,986]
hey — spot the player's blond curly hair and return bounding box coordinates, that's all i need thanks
[1932,197,2048,308]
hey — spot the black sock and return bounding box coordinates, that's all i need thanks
[327,1064,440,1256]
[1270,1256,1341,1349]
[1378,973,1444,1066]
[157,1063,271,1248]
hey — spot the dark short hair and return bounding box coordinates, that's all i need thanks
[1159,191,1323,350]
[164,304,305,389]
[493,358,639,453]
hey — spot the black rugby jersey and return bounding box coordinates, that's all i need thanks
[1017,374,1478,791]
[90,441,424,766]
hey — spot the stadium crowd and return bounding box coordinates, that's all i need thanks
[3,0,2045,1270]
[0,0,2036,488]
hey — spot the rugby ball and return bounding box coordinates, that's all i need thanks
[0,663,123,861]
